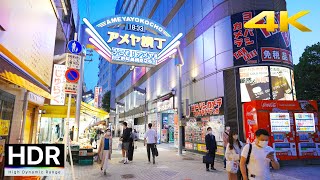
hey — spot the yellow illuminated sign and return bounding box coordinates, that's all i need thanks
[107,31,166,49]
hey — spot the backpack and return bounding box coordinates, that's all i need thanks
[245,144,253,178]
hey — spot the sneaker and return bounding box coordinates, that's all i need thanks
[124,160,128,164]
[211,167,216,170]
[206,168,210,171]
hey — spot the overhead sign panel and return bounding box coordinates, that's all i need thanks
[84,15,182,67]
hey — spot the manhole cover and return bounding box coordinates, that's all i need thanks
[121,174,135,179]
[182,157,194,160]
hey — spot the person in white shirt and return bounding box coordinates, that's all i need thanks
[144,123,157,164]
[225,130,243,180]
[240,129,280,180]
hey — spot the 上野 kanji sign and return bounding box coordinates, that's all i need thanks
[83,15,182,67]
[189,97,224,118]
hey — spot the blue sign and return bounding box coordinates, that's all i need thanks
[67,40,82,54]
[65,69,80,83]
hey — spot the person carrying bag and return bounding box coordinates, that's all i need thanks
[225,130,243,180]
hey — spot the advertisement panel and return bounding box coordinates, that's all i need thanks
[295,113,315,132]
[0,0,57,85]
[50,65,67,105]
[231,11,292,66]
[270,113,291,132]
[189,97,224,118]
[270,66,293,100]
[239,66,270,102]
[94,87,100,108]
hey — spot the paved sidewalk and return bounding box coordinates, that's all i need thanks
[48,139,320,180]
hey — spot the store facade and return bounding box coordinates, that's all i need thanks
[110,0,293,151]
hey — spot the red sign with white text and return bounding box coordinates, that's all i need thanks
[189,97,224,118]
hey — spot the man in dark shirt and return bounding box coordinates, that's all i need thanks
[120,122,131,164]
[205,127,217,171]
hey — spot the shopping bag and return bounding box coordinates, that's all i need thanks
[202,154,214,164]
[226,160,239,174]
[154,145,159,157]
[117,142,123,150]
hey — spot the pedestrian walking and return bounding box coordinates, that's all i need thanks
[119,122,131,164]
[223,126,230,169]
[225,130,243,180]
[205,127,217,171]
[240,129,280,180]
[127,123,134,162]
[144,123,157,164]
[98,129,112,176]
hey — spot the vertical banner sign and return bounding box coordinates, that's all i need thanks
[94,87,100,108]
[231,11,293,66]
[50,64,67,105]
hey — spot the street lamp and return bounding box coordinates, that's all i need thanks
[133,86,147,132]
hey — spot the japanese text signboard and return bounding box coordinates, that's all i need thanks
[85,15,181,67]
[189,97,224,118]
[231,11,292,66]
[50,65,66,105]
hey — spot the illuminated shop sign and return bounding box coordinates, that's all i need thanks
[83,15,182,67]
[231,11,292,66]
[189,97,224,118]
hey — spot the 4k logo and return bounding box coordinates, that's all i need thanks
[244,11,311,32]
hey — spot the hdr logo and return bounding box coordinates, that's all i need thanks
[4,144,64,177]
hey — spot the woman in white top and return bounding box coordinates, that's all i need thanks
[225,130,243,180]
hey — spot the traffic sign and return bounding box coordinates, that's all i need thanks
[65,69,80,83]
[67,40,82,54]
[65,82,78,95]
[66,53,81,69]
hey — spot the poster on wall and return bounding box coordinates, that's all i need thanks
[295,113,315,132]
[270,113,291,132]
[231,11,292,66]
[270,66,293,100]
[239,66,270,102]
[0,119,10,136]
[209,115,225,146]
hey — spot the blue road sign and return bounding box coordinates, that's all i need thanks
[65,69,80,83]
[67,40,82,54]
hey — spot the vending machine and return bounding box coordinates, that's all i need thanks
[243,100,319,160]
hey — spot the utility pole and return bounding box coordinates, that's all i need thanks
[177,47,184,155]
[74,33,85,142]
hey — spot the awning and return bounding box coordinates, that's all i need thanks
[41,97,109,119]
[0,47,51,99]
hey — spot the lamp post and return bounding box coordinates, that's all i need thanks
[134,87,147,132]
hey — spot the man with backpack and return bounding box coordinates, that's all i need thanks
[240,129,280,180]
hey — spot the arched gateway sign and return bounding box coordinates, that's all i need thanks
[83,15,183,67]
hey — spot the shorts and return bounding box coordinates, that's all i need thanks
[122,142,130,150]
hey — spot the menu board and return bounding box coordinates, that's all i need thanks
[295,113,315,132]
[270,113,291,132]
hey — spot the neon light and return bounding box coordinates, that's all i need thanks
[83,18,111,51]
[158,41,180,59]
[157,49,177,65]
[158,33,183,56]
[96,49,111,62]
[85,28,111,54]
[88,38,111,57]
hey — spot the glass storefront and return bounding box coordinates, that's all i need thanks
[0,89,15,178]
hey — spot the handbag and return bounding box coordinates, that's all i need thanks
[154,145,159,157]
[202,154,214,164]
[226,160,239,173]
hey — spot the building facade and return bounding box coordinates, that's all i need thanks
[107,0,294,153]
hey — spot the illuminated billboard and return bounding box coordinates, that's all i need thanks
[239,66,270,102]
[295,113,315,133]
[231,11,292,66]
[83,15,182,67]
[270,113,291,132]
[270,66,293,100]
